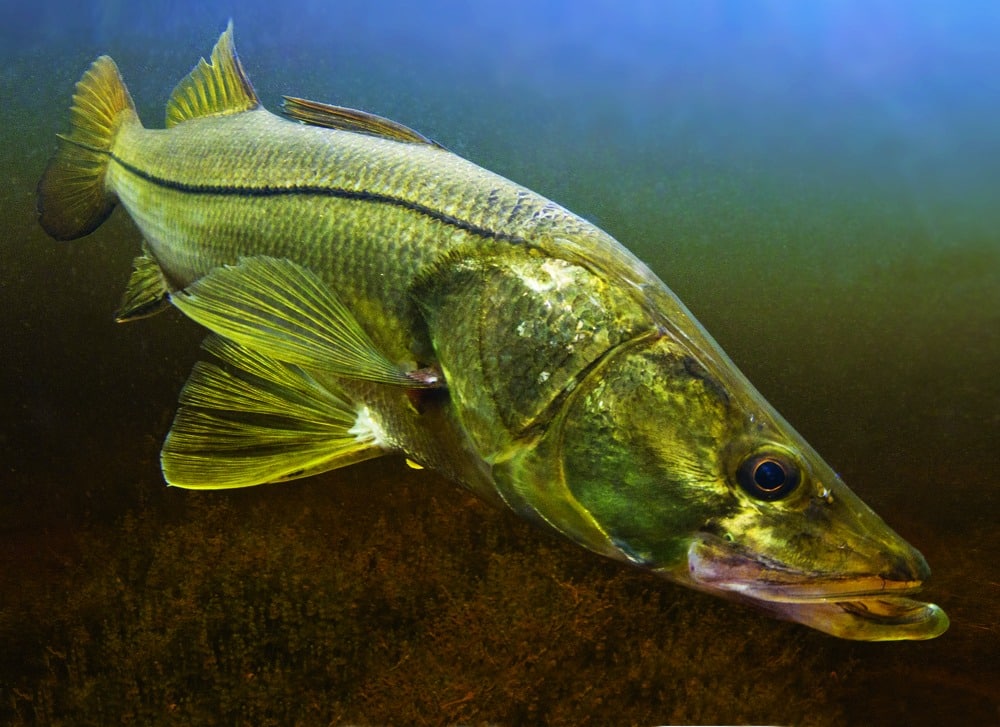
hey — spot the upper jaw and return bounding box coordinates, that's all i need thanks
[667,535,949,641]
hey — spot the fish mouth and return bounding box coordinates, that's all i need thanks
[673,536,949,641]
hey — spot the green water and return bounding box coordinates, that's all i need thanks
[2,8,998,725]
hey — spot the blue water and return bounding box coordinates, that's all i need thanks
[2,1,998,724]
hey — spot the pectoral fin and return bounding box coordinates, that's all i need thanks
[170,256,437,387]
[162,335,388,489]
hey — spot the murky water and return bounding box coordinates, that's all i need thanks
[3,2,998,724]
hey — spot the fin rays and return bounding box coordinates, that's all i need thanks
[281,96,441,147]
[37,55,137,240]
[165,20,259,128]
[170,256,433,387]
[116,248,172,321]
[162,335,386,489]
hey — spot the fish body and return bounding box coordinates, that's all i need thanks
[37,23,948,640]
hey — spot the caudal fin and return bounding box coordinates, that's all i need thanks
[37,55,138,240]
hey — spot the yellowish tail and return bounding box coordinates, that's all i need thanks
[37,55,139,240]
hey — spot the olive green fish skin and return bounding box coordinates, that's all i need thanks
[108,104,684,504]
[109,110,555,357]
[109,106,708,364]
[38,25,949,641]
[106,105,678,483]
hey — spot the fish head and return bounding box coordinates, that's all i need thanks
[496,331,948,641]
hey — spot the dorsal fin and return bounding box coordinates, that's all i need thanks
[281,95,442,147]
[165,21,259,128]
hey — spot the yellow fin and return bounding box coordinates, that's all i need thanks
[281,95,442,147]
[162,335,387,489]
[37,55,138,240]
[165,20,259,128]
[115,248,172,322]
[170,256,439,388]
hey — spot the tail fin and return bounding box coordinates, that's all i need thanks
[37,56,139,240]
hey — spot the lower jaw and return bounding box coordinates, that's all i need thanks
[668,541,949,641]
[748,593,950,641]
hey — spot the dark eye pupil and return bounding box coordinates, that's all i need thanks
[753,459,786,490]
[736,451,801,501]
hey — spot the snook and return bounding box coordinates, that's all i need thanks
[37,23,948,640]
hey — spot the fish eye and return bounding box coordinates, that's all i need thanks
[736,451,801,501]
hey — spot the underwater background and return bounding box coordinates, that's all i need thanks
[2,0,997,724]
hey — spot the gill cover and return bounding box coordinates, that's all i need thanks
[416,249,650,519]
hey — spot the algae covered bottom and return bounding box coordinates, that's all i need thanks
[37,22,947,641]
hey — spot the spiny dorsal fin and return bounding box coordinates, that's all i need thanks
[281,95,442,147]
[165,20,259,128]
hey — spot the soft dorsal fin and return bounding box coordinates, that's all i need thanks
[165,20,259,128]
[281,95,442,147]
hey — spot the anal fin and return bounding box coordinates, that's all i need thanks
[162,335,388,489]
[116,249,171,322]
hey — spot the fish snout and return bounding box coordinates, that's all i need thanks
[882,544,931,584]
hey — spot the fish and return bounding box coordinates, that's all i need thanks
[37,22,948,641]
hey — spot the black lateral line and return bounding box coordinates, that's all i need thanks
[110,153,527,244]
